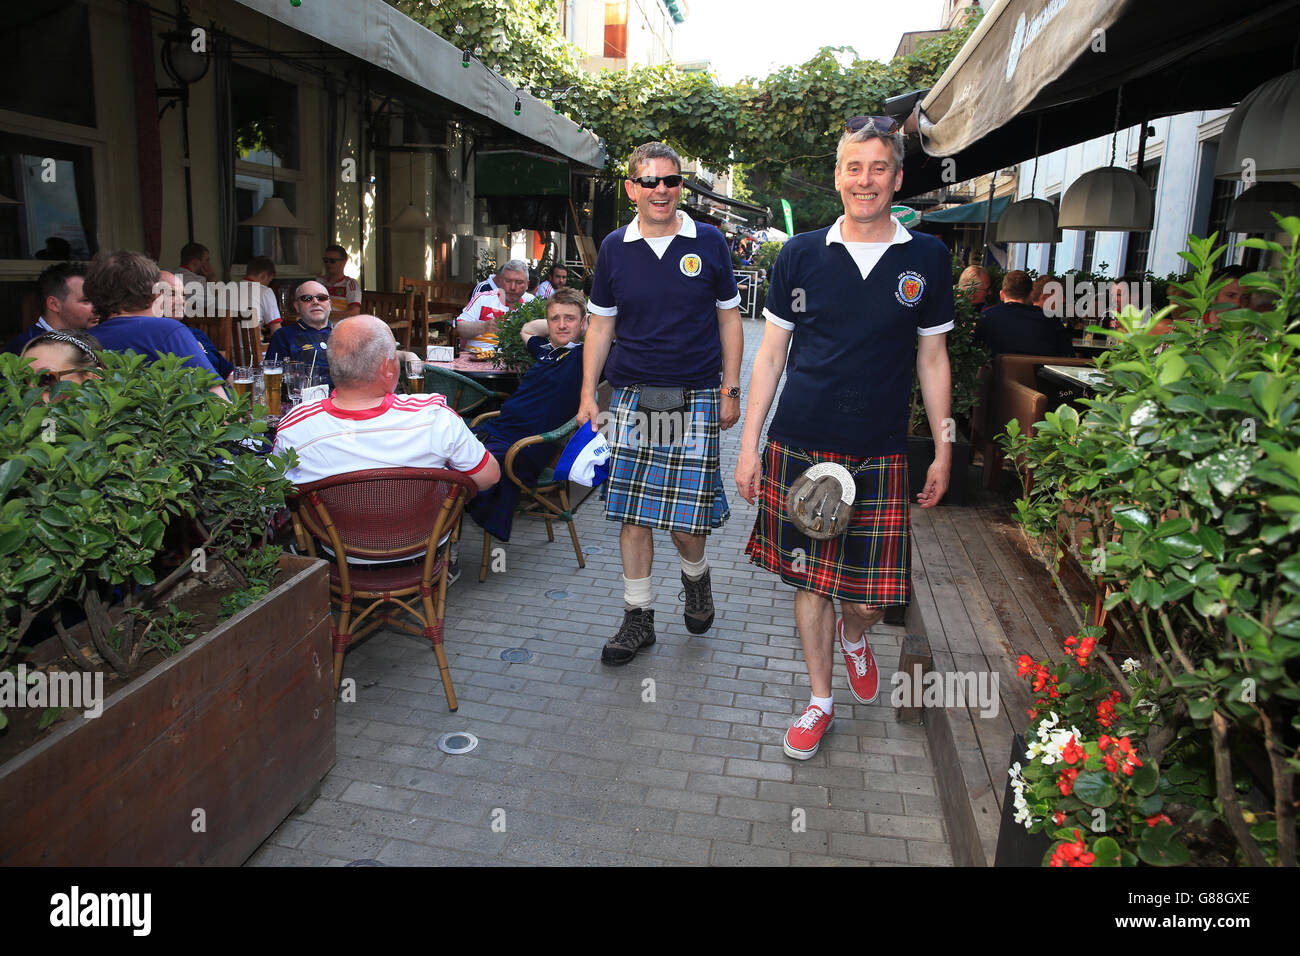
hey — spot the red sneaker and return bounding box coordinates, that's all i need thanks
[784,704,833,760]
[838,618,879,704]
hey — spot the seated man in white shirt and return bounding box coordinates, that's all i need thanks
[456,258,534,352]
[242,255,282,334]
[274,314,500,492]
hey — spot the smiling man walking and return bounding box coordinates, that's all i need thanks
[735,116,954,759]
[576,142,743,665]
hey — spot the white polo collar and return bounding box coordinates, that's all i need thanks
[826,215,911,246]
[625,209,697,242]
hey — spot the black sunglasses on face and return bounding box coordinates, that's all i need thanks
[322,257,345,264]
[629,174,683,190]
[845,115,901,136]
[298,293,331,303]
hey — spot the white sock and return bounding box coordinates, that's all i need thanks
[623,574,653,610]
[811,694,834,716]
[840,619,866,652]
[681,554,708,581]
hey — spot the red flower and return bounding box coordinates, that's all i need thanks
[1058,767,1080,796]
[1062,736,1086,766]
[1103,754,1118,773]
[1146,813,1173,828]
[1098,735,1112,751]
[1017,655,1035,677]
[1049,830,1095,867]
[1053,810,1066,826]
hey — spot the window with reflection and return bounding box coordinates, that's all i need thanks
[0,0,96,129]
[0,132,98,261]
[232,63,300,265]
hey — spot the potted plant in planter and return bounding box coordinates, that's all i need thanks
[997,220,1300,866]
[906,286,989,505]
[0,351,335,865]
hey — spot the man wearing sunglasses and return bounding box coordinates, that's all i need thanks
[265,280,336,385]
[735,115,954,760]
[317,244,362,319]
[576,141,743,666]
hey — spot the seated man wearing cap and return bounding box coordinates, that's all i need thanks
[465,288,591,542]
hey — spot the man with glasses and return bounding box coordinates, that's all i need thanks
[456,259,534,353]
[575,141,743,666]
[317,244,362,319]
[266,280,336,385]
[734,115,954,760]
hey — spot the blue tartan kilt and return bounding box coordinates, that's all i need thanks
[601,385,730,535]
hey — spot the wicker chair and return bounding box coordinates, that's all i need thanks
[424,364,508,418]
[288,467,477,711]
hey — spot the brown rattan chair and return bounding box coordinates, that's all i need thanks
[289,467,477,710]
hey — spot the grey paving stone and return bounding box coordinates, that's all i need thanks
[599,802,678,832]
[710,842,793,866]
[827,832,910,863]
[300,825,389,860]
[643,787,720,815]
[502,837,585,866]
[867,812,946,842]
[673,810,752,844]
[724,757,794,782]
[684,772,759,799]
[629,831,712,864]
[246,843,335,867]
[553,819,635,852]
[908,840,956,866]
[338,780,420,813]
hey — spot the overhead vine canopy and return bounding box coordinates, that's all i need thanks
[388,0,976,225]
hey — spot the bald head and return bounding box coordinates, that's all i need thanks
[328,315,398,391]
[959,265,991,304]
[295,279,331,328]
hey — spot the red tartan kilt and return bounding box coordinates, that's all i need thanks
[745,439,910,606]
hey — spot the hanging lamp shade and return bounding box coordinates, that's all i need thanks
[1058,167,1153,231]
[993,197,1057,243]
[385,203,432,231]
[1214,69,1300,182]
[240,197,300,229]
[1226,181,1300,233]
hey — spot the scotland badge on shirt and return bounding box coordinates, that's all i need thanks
[896,271,926,307]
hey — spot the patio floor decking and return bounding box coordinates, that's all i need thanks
[248,319,1080,867]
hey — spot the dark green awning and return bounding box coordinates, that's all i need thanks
[921,194,1011,224]
[475,151,569,197]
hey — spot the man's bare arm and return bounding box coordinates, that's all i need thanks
[915,331,952,509]
[733,321,792,503]
[577,312,615,429]
[717,305,743,430]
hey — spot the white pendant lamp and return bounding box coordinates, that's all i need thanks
[1226,181,1300,233]
[1058,167,1154,231]
[240,196,301,229]
[1214,69,1300,182]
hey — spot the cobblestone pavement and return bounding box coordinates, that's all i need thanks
[250,318,951,866]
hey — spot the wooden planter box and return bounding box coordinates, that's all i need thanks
[0,554,335,866]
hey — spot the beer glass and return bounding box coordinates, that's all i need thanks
[406,358,425,394]
[262,360,283,416]
[232,367,255,401]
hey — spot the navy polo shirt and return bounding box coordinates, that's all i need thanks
[765,217,954,457]
[589,212,740,388]
[90,314,219,380]
[480,337,584,449]
[265,321,333,385]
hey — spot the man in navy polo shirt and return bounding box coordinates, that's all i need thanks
[466,287,588,542]
[735,116,954,760]
[576,141,743,666]
[265,280,334,385]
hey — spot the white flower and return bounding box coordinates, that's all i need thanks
[1122,657,1141,674]
[1134,698,1160,718]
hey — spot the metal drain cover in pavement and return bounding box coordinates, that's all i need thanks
[544,589,569,600]
[500,648,533,663]
[584,546,604,556]
[436,732,479,755]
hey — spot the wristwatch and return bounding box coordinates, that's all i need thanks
[723,385,741,399]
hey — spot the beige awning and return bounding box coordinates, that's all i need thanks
[918,0,1130,159]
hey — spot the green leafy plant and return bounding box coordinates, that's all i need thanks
[0,352,297,720]
[999,219,1300,866]
[492,296,549,374]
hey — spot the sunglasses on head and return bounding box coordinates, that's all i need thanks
[629,174,683,190]
[845,115,901,136]
[297,293,331,303]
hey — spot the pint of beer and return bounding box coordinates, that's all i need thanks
[232,367,255,400]
[262,362,283,416]
[406,358,424,394]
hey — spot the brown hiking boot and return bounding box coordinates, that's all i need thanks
[680,569,715,634]
[601,607,656,665]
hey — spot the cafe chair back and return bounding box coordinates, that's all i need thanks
[288,467,477,711]
[982,353,1093,491]
[425,364,508,418]
[360,289,416,352]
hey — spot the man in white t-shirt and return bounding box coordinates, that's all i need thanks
[456,258,534,352]
[273,314,501,490]
[243,255,282,333]
[535,263,567,299]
